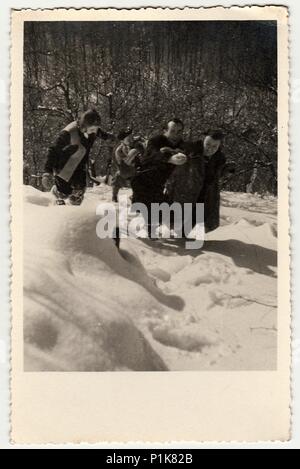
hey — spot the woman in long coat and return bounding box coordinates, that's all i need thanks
[166,130,234,234]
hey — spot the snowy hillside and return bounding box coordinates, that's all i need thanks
[23,185,277,371]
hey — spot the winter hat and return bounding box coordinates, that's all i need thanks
[79,109,102,129]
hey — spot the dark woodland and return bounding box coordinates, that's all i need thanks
[23,21,278,194]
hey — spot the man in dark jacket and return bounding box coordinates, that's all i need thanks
[42,109,114,205]
[165,140,205,206]
[131,118,187,236]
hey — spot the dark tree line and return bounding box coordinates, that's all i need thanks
[23,20,278,194]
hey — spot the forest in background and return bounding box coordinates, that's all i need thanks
[23,21,278,194]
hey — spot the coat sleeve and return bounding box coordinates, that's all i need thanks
[141,136,171,165]
[216,152,227,177]
[97,128,115,141]
[44,131,70,174]
[114,145,125,165]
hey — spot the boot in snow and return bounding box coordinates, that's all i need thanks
[55,199,66,206]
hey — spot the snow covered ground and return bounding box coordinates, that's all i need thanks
[23,185,277,371]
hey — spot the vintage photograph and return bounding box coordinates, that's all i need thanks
[22,18,279,372]
[10,6,291,444]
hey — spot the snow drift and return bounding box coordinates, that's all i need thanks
[23,186,182,371]
[23,185,278,371]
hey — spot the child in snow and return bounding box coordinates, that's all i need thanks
[111,128,145,203]
[42,109,115,205]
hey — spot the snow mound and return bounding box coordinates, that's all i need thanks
[24,185,53,206]
[221,191,277,215]
[150,323,217,352]
[23,186,183,371]
[23,186,278,371]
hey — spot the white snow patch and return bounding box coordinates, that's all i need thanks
[24,186,278,371]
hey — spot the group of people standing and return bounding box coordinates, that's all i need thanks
[42,109,235,237]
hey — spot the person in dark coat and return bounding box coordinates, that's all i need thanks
[166,129,235,235]
[42,109,115,205]
[165,140,205,205]
[194,129,235,233]
[164,140,205,236]
[131,118,187,236]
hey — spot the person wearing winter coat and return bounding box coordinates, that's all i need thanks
[165,140,205,205]
[164,140,205,236]
[165,129,235,235]
[111,128,145,203]
[194,130,235,233]
[42,108,115,205]
[131,118,187,236]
